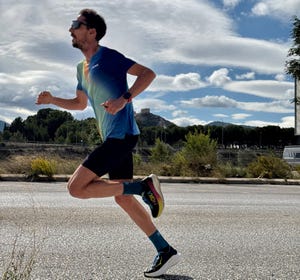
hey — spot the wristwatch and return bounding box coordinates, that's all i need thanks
[122,91,132,102]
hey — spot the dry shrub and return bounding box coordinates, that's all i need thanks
[247,155,292,179]
[30,157,56,178]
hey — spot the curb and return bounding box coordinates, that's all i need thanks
[1,174,300,185]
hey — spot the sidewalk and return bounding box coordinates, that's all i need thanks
[1,174,300,185]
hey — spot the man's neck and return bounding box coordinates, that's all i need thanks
[82,44,100,62]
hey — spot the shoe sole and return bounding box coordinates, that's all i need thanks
[144,253,181,278]
[148,174,164,218]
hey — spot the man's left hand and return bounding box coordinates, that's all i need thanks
[101,97,128,115]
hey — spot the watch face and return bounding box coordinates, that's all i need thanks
[123,91,132,99]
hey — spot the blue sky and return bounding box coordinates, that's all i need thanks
[0,0,300,128]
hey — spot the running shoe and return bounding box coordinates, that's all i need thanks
[141,174,164,218]
[144,247,181,278]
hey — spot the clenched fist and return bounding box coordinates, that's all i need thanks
[36,91,53,105]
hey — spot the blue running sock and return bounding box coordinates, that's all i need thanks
[149,230,170,253]
[123,181,145,195]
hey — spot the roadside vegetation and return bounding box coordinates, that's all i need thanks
[0,130,298,180]
[0,107,299,180]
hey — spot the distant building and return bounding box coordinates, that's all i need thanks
[141,108,150,114]
[135,108,150,116]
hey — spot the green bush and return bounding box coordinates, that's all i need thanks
[170,152,187,176]
[173,131,217,176]
[247,155,291,179]
[30,157,56,178]
[150,139,173,163]
[215,162,247,178]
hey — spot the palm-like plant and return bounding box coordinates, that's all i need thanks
[286,17,300,79]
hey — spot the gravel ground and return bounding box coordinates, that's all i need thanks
[0,182,299,280]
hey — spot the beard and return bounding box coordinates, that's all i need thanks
[72,41,80,49]
[72,39,81,49]
[71,35,84,50]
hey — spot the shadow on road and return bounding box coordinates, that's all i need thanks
[155,274,194,280]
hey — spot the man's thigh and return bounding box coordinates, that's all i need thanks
[82,135,138,178]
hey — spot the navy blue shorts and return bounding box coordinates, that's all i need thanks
[82,135,138,180]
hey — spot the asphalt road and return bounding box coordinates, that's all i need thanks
[0,182,299,280]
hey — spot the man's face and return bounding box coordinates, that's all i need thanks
[69,16,88,49]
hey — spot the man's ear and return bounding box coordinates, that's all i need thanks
[88,28,97,39]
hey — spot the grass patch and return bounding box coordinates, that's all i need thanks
[0,154,82,176]
[1,235,37,280]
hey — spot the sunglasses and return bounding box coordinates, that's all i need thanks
[71,20,87,29]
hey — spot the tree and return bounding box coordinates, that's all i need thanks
[286,17,300,140]
[150,138,173,163]
[35,109,73,141]
[172,131,218,176]
[55,118,99,145]
[286,16,300,79]
[9,117,24,134]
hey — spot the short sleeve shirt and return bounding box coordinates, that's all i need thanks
[76,46,140,141]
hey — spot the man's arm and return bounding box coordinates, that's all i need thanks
[127,63,156,98]
[36,90,88,111]
[102,63,156,115]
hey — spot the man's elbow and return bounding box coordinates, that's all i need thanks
[147,68,156,82]
[78,104,87,110]
[75,101,88,111]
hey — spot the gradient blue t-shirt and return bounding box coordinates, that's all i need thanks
[76,46,140,141]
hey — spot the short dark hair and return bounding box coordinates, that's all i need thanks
[79,9,106,41]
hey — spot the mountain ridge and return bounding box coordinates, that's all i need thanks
[135,109,251,128]
[135,108,174,127]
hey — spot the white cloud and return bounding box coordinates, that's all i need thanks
[239,100,293,113]
[181,95,237,108]
[180,95,293,114]
[133,98,176,114]
[207,68,231,87]
[150,73,206,92]
[280,116,294,128]
[232,113,251,120]
[0,1,291,75]
[224,80,293,99]
[172,110,188,118]
[286,88,295,100]
[0,106,36,124]
[252,2,269,16]
[213,114,229,119]
[252,0,300,19]
[233,115,294,128]
[170,114,295,128]
[158,36,288,74]
[236,72,255,80]
[275,74,286,81]
[170,117,206,127]
[244,119,277,127]
[0,70,75,104]
[223,0,241,9]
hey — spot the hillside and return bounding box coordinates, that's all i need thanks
[135,108,175,127]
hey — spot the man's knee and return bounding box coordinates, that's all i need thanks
[67,181,86,199]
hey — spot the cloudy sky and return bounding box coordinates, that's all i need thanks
[1,0,300,128]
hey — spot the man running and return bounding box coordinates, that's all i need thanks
[36,8,180,277]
